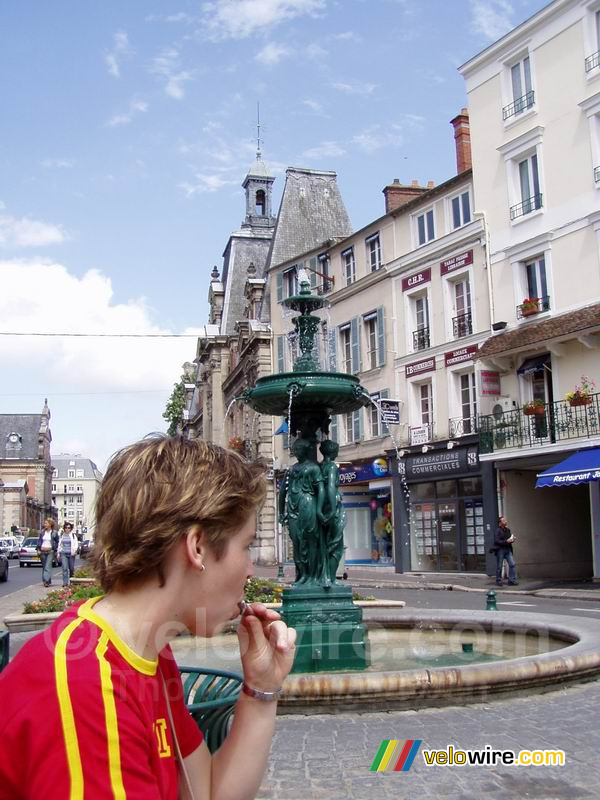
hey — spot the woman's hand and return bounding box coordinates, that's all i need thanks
[237,603,296,692]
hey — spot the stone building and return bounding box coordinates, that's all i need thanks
[51,454,103,537]
[0,400,55,532]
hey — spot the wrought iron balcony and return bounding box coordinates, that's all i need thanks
[502,90,535,120]
[595,166,600,184]
[413,326,430,351]
[316,279,333,295]
[510,193,543,220]
[449,416,478,437]
[453,311,473,338]
[516,295,550,319]
[479,393,600,454]
[585,50,600,72]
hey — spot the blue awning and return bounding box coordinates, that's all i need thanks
[517,355,550,375]
[536,449,600,488]
[274,420,289,435]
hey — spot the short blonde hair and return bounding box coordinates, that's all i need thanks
[92,435,266,592]
[44,518,55,529]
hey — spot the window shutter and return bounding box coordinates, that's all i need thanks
[350,317,360,373]
[353,409,362,442]
[376,307,386,366]
[276,272,283,303]
[309,256,318,288]
[328,326,337,371]
[330,414,338,443]
[276,335,285,373]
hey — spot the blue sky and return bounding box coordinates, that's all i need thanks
[0,0,549,470]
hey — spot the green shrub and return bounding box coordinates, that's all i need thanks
[244,577,284,604]
[73,565,95,578]
[23,584,103,614]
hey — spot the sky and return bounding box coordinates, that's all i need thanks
[0,0,550,471]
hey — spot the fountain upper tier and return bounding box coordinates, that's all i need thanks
[242,274,371,421]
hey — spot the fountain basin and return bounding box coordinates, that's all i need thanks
[243,371,370,417]
[170,609,600,713]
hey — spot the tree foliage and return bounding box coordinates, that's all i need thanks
[163,381,186,435]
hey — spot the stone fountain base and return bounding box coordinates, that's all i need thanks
[281,584,370,673]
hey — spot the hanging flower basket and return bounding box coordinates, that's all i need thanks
[569,396,592,407]
[520,297,540,317]
[566,378,596,408]
[523,400,545,416]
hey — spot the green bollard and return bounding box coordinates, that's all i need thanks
[486,589,498,611]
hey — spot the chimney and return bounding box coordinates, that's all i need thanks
[383,178,429,213]
[450,107,471,174]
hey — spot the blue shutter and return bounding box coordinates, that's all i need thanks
[330,414,338,442]
[376,306,386,366]
[328,326,337,371]
[276,272,283,303]
[350,317,360,373]
[276,336,285,373]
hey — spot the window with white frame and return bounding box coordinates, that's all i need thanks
[283,266,298,298]
[68,484,75,492]
[76,484,83,492]
[344,409,362,443]
[52,483,56,492]
[411,293,430,351]
[67,509,75,518]
[450,190,471,229]
[365,233,381,271]
[68,496,74,505]
[503,54,534,120]
[365,315,378,370]
[342,247,356,286]
[585,8,600,72]
[510,152,542,220]
[416,209,435,246]
[459,372,477,434]
[517,255,550,317]
[370,394,381,438]
[318,253,332,293]
[417,382,433,426]
[76,469,84,479]
[68,469,75,479]
[452,276,472,337]
[340,324,352,373]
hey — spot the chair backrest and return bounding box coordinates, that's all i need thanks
[179,666,243,754]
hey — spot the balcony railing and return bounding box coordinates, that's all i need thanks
[502,90,535,120]
[585,50,600,72]
[595,166,600,184]
[479,393,600,454]
[449,416,478,438]
[453,311,473,338]
[510,193,543,220]
[516,295,550,319]
[413,326,430,351]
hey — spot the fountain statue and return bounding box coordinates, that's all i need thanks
[243,271,372,672]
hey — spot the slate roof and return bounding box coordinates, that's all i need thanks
[267,168,353,269]
[475,303,600,359]
[51,455,103,481]
[0,415,44,460]
[220,232,273,336]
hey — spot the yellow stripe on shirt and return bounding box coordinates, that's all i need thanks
[55,616,86,800]
[96,631,127,799]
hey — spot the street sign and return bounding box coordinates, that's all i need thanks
[379,398,402,425]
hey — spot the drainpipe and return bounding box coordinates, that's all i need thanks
[473,210,495,328]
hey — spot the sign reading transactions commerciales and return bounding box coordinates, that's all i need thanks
[440,250,473,275]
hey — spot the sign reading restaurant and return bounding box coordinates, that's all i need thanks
[402,267,431,292]
[405,356,436,377]
[444,344,478,366]
[440,249,473,276]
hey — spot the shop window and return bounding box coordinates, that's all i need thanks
[458,477,483,495]
[436,480,455,498]
[411,482,435,500]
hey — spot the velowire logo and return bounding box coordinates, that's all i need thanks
[369,739,422,772]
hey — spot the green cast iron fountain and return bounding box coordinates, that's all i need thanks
[242,271,372,673]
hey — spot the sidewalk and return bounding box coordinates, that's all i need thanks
[254,564,600,601]
[0,572,62,630]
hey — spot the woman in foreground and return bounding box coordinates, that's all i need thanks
[0,435,296,799]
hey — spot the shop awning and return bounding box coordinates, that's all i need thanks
[517,355,550,375]
[535,449,600,488]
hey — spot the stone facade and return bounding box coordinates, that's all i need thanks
[51,455,103,536]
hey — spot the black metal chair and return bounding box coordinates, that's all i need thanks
[0,630,9,673]
[179,666,243,753]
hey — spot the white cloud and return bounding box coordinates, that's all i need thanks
[332,80,376,96]
[255,42,292,65]
[201,0,326,40]
[305,42,326,59]
[104,30,133,78]
[106,98,149,127]
[179,174,239,196]
[333,31,360,42]
[0,259,200,468]
[301,140,346,159]
[151,48,194,99]
[470,0,514,40]
[41,158,75,169]
[0,214,66,247]
[303,98,323,112]
[352,116,424,154]
[146,11,195,24]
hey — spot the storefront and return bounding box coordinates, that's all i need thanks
[391,442,497,573]
[338,456,395,566]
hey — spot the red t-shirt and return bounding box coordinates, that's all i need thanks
[0,597,203,799]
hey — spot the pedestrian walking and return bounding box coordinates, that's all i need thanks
[493,515,518,586]
[57,522,78,586]
[37,518,58,587]
[0,435,296,799]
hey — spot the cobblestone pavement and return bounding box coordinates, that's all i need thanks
[259,679,600,800]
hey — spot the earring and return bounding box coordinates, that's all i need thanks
[199,563,206,572]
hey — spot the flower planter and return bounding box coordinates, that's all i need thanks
[4,611,61,633]
[523,407,545,416]
[569,397,592,407]
[521,306,539,317]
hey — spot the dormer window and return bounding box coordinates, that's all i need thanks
[255,190,266,215]
[6,432,22,456]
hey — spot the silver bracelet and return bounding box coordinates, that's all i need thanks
[242,682,283,701]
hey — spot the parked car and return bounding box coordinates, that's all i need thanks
[14,535,24,548]
[0,537,20,559]
[0,551,7,582]
[19,537,60,568]
[79,539,93,559]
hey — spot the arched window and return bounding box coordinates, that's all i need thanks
[255,189,266,215]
